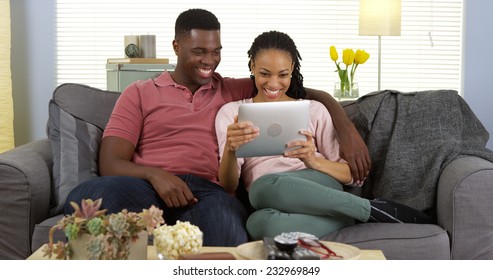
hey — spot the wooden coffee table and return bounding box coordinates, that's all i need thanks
[28,245,385,260]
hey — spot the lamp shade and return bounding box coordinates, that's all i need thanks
[359,0,401,36]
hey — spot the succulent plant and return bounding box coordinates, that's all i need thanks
[43,198,165,260]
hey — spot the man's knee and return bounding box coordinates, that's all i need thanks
[211,194,248,222]
[64,176,158,214]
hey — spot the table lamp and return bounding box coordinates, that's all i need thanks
[359,0,401,90]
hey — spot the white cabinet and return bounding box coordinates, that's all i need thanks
[106,63,175,92]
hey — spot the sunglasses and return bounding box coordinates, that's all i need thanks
[298,238,342,259]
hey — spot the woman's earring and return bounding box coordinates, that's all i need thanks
[250,74,255,79]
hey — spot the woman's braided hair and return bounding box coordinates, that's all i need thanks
[247,30,306,99]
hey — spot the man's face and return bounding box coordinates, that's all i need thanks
[172,29,222,92]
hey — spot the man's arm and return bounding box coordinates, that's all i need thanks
[99,136,197,207]
[304,88,370,182]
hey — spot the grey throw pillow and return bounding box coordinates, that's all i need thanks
[46,83,120,214]
[47,100,103,214]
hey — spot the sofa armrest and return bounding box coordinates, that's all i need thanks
[0,139,53,259]
[437,156,493,259]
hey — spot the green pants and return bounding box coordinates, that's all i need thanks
[246,169,371,240]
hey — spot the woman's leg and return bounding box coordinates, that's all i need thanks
[246,208,354,240]
[249,169,371,222]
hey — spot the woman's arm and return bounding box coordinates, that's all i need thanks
[218,146,241,193]
[284,131,352,184]
[219,119,260,193]
[215,107,259,193]
[308,158,352,184]
[304,88,371,181]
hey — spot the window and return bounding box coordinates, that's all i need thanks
[56,0,463,95]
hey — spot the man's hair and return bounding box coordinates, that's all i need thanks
[247,30,305,99]
[175,8,221,39]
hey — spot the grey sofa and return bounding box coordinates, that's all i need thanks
[1,83,493,260]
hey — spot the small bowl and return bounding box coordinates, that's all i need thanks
[273,234,298,252]
[153,221,203,260]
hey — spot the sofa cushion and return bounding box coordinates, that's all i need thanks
[46,83,120,214]
[31,214,65,253]
[340,99,359,121]
[321,223,450,260]
[47,102,102,214]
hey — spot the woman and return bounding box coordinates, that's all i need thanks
[215,31,432,240]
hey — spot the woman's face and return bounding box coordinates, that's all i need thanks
[251,49,294,103]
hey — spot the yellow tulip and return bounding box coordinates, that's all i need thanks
[354,49,370,65]
[330,46,338,62]
[342,48,355,66]
[330,45,370,96]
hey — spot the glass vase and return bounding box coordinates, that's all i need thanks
[334,81,359,101]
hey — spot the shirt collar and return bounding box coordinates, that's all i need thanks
[153,71,218,91]
[153,71,176,87]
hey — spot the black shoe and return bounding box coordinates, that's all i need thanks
[368,199,434,224]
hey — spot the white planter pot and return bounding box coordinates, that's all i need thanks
[69,231,147,260]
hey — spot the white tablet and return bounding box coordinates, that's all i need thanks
[235,100,310,158]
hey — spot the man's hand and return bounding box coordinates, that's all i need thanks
[303,88,370,183]
[99,136,197,208]
[338,124,370,183]
[148,169,197,208]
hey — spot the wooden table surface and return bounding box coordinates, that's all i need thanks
[28,244,385,260]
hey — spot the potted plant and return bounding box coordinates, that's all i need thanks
[42,198,165,260]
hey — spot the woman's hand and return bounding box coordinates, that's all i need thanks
[284,130,319,169]
[225,116,260,152]
[285,130,352,184]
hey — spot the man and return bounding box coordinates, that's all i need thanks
[65,8,370,246]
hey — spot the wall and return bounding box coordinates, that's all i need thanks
[462,0,493,149]
[9,0,493,150]
[0,0,14,152]
[10,0,54,146]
